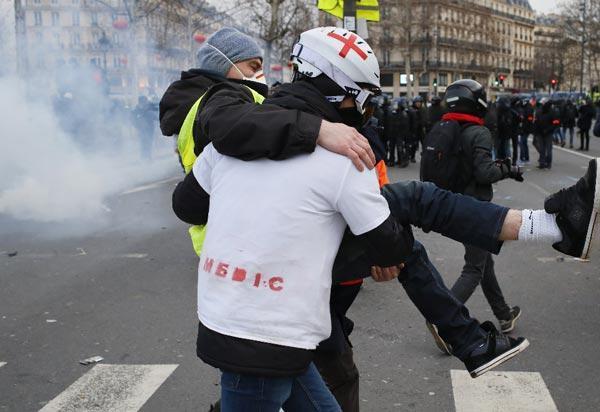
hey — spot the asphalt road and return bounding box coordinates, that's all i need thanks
[1,137,599,412]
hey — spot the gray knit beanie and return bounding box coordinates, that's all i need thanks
[196,27,263,77]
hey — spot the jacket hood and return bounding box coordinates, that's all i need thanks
[159,69,224,136]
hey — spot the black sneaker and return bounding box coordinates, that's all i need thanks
[426,322,452,355]
[544,158,599,259]
[464,321,529,378]
[499,306,521,333]
[209,400,221,412]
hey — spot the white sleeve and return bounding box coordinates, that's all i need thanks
[335,163,391,235]
[192,143,218,194]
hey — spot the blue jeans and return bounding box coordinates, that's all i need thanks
[539,134,553,167]
[553,127,564,144]
[519,134,529,161]
[563,126,575,146]
[220,363,341,412]
[400,241,487,360]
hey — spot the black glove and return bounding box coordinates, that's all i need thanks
[496,158,524,182]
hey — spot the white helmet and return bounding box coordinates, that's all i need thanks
[291,27,381,114]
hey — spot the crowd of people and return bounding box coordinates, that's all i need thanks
[372,92,599,172]
[159,26,599,412]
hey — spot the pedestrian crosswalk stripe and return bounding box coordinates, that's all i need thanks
[451,370,558,412]
[39,364,178,412]
[0,362,6,368]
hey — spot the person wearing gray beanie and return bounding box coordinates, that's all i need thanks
[196,27,263,78]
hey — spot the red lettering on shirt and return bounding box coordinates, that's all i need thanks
[203,257,214,273]
[253,273,262,287]
[215,262,229,277]
[232,267,247,282]
[269,276,284,292]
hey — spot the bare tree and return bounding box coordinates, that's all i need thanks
[559,0,600,92]
[237,0,317,77]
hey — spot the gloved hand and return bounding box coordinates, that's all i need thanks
[496,158,524,182]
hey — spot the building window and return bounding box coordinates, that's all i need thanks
[91,12,98,25]
[34,11,42,26]
[381,73,393,87]
[52,12,59,26]
[72,11,80,26]
[439,73,448,87]
[419,73,429,87]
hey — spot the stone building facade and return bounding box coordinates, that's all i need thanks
[371,0,536,98]
[13,0,228,101]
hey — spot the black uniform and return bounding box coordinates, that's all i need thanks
[385,104,410,167]
[408,105,426,161]
[578,102,595,151]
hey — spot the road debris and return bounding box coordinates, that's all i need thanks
[79,356,104,365]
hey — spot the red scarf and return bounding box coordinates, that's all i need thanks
[442,112,485,125]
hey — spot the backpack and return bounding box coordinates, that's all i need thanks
[420,120,470,193]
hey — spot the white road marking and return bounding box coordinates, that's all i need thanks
[536,256,583,263]
[554,145,596,160]
[120,176,180,195]
[0,362,6,368]
[451,370,558,412]
[119,253,148,259]
[39,364,178,412]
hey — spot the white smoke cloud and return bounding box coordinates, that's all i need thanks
[0,75,178,226]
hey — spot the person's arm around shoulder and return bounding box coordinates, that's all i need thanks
[335,163,414,267]
[197,82,376,171]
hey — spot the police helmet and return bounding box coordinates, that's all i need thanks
[397,97,408,109]
[431,95,442,105]
[413,95,424,104]
[444,79,488,117]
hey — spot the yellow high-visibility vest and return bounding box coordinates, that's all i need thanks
[317,0,380,22]
[178,86,265,256]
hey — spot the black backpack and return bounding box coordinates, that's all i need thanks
[420,120,471,193]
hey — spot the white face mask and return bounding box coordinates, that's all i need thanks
[232,64,267,85]
[206,43,266,85]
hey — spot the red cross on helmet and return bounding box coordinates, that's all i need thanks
[290,27,381,114]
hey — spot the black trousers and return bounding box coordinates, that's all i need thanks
[451,244,511,321]
[580,128,590,151]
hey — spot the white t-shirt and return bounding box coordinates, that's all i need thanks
[193,143,390,350]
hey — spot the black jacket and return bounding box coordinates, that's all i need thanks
[195,81,322,160]
[535,104,558,136]
[173,80,414,375]
[459,124,506,201]
[561,103,578,128]
[427,104,446,131]
[578,104,595,131]
[408,106,426,141]
[159,69,224,136]
[385,107,410,141]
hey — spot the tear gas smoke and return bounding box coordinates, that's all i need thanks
[0,74,178,229]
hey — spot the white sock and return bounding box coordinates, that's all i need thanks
[518,209,563,243]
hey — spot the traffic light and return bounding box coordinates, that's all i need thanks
[499,74,505,86]
[433,78,438,87]
[494,76,499,87]
[550,78,558,87]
